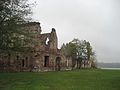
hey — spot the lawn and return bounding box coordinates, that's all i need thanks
[0,69,120,90]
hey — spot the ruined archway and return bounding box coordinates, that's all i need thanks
[45,37,50,45]
[55,57,61,71]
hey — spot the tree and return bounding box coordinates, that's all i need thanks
[61,42,77,69]
[0,0,32,54]
[61,38,96,69]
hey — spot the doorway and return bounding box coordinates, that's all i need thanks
[44,56,49,67]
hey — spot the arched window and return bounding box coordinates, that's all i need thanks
[25,57,28,67]
[22,59,25,67]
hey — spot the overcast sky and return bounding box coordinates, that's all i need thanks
[29,0,120,63]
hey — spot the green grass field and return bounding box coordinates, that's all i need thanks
[0,69,120,90]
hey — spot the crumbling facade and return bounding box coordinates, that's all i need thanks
[0,22,72,72]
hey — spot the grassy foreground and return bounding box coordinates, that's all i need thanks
[0,69,120,90]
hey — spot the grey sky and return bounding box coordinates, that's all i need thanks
[29,0,120,63]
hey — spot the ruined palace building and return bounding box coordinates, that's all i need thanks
[0,22,92,72]
[0,22,73,71]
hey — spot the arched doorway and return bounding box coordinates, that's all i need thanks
[55,57,61,71]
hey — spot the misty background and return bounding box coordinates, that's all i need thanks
[28,0,120,63]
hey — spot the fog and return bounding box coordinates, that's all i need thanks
[29,0,120,63]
